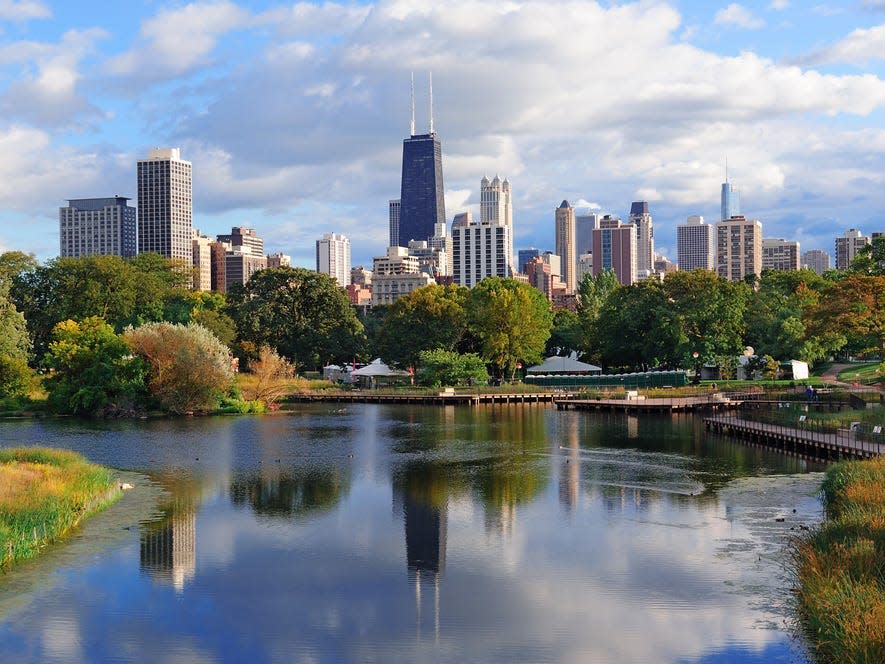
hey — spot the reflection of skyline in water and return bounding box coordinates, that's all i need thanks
[0,406,826,663]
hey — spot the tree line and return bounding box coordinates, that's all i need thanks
[0,239,883,415]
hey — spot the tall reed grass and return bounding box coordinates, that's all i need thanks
[0,447,121,570]
[795,456,885,663]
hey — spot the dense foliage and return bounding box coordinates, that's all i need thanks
[417,349,489,387]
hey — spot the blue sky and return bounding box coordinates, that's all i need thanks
[0,0,884,269]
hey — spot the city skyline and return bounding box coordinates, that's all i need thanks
[0,1,883,269]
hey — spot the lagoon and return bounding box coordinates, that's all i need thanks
[0,404,824,663]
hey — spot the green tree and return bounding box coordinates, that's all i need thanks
[576,270,620,363]
[43,317,146,417]
[806,276,885,356]
[124,322,234,414]
[468,277,553,381]
[546,309,582,357]
[226,267,365,370]
[848,236,885,275]
[0,292,31,400]
[376,284,468,368]
[417,349,489,387]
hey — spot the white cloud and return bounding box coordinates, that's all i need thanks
[0,0,49,21]
[714,3,765,29]
[794,24,885,66]
[769,0,789,9]
[106,1,251,79]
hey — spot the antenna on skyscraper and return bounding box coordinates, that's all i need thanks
[429,71,434,135]
[410,72,416,137]
[725,155,729,183]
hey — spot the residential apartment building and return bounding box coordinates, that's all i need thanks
[716,215,762,281]
[316,232,351,287]
[677,215,715,271]
[591,215,637,285]
[59,196,137,259]
[762,238,800,272]
[137,147,193,265]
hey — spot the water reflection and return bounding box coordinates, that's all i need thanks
[0,406,824,663]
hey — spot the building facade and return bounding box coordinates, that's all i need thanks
[388,199,401,248]
[59,196,137,259]
[801,249,830,275]
[192,230,213,291]
[762,238,800,272]
[677,215,715,271]
[721,181,740,221]
[517,248,541,274]
[591,215,637,285]
[555,200,577,293]
[451,217,513,288]
[480,175,512,265]
[399,133,445,247]
[575,212,600,257]
[835,229,870,270]
[716,216,762,281]
[316,232,351,287]
[629,201,654,278]
[137,148,193,265]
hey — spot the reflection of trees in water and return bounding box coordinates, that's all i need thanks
[229,467,349,517]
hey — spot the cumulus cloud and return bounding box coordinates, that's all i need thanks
[714,3,765,29]
[793,24,885,66]
[0,0,49,21]
[769,0,789,9]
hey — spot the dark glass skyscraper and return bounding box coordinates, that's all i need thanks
[398,132,445,248]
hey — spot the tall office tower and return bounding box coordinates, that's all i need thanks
[677,215,715,271]
[316,232,351,287]
[192,230,213,291]
[137,147,193,265]
[388,199,401,247]
[629,201,654,278]
[451,215,513,287]
[802,249,830,275]
[716,215,762,281]
[398,76,445,247]
[518,248,541,274]
[591,215,637,285]
[555,200,577,293]
[59,196,137,258]
[721,181,740,221]
[762,238,800,272]
[480,175,513,264]
[576,212,600,257]
[835,228,870,270]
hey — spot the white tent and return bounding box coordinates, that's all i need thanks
[351,359,410,387]
[526,356,602,374]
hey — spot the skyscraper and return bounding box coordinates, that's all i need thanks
[59,196,137,259]
[316,232,351,287]
[721,181,740,221]
[677,215,715,271]
[480,175,512,264]
[398,76,445,248]
[591,215,637,285]
[555,200,576,293]
[629,201,654,277]
[137,147,193,265]
[835,228,870,270]
[388,199,400,248]
[575,212,600,257]
[451,215,513,287]
[716,215,762,281]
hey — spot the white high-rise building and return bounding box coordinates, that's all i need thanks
[480,175,513,265]
[137,148,193,265]
[628,201,654,278]
[677,215,715,271]
[452,215,513,287]
[555,200,576,293]
[316,232,351,287]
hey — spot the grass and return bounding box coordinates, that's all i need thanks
[795,457,885,663]
[838,362,883,385]
[0,447,121,570]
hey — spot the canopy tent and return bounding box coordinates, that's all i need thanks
[351,359,410,388]
[526,356,602,375]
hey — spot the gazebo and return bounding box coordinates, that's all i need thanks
[350,359,410,389]
[526,355,602,375]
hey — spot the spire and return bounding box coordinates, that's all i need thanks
[429,71,434,135]
[410,72,415,137]
[725,155,729,183]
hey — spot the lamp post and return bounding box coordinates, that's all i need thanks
[692,351,700,385]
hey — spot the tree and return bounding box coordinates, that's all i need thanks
[226,267,365,370]
[241,346,296,406]
[0,292,31,400]
[662,270,749,370]
[43,317,146,417]
[468,278,553,381]
[806,276,885,356]
[375,284,468,368]
[576,270,620,363]
[546,309,582,358]
[417,349,489,387]
[848,236,885,276]
[124,322,234,414]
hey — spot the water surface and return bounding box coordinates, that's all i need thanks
[0,405,824,663]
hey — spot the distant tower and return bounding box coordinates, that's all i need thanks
[629,201,654,278]
[316,232,352,287]
[59,196,137,259]
[716,216,762,281]
[802,249,830,275]
[137,148,193,265]
[591,215,637,285]
[575,212,600,257]
[762,238,801,272]
[480,175,513,264]
[388,199,401,248]
[398,75,446,248]
[677,215,715,271]
[555,200,576,293]
[835,229,870,270]
[721,161,740,221]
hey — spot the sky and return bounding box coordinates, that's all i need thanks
[0,0,884,269]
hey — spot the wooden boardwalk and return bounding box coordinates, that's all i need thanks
[284,392,563,406]
[704,414,883,460]
[556,395,744,413]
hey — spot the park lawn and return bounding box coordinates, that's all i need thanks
[837,362,882,384]
[795,457,885,663]
[0,447,121,570]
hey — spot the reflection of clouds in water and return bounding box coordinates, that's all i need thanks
[42,615,81,662]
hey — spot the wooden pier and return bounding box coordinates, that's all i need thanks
[555,395,744,413]
[284,391,563,406]
[704,414,883,460]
